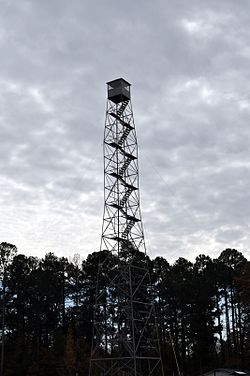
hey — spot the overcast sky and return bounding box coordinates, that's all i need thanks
[0,0,250,263]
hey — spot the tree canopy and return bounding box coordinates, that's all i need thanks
[0,242,249,376]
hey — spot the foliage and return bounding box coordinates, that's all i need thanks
[0,244,248,375]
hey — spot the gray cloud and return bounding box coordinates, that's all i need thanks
[0,0,249,263]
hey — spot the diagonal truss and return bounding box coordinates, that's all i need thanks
[89,79,164,376]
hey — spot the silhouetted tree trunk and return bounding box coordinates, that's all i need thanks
[0,242,17,376]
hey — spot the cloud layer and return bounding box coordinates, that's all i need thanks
[0,0,250,263]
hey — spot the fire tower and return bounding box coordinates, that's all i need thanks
[89,79,164,376]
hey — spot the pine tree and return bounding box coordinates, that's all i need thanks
[64,324,76,376]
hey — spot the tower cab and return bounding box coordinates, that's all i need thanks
[107,78,131,104]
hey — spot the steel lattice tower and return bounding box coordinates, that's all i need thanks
[89,79,164,376]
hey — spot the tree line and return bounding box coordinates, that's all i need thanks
[0,242,249,376]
